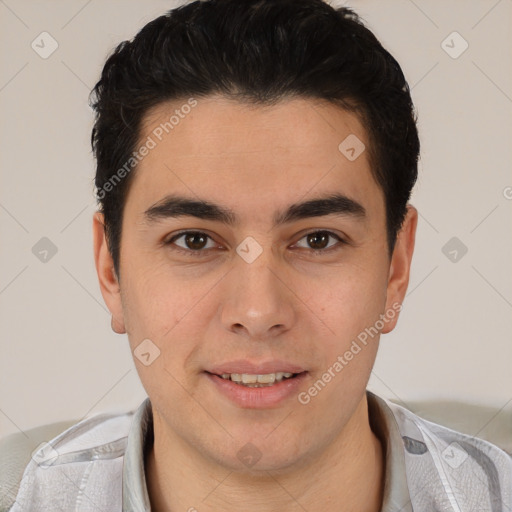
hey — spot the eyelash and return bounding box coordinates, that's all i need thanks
[165,230,346,257]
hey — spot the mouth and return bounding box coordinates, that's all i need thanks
[204,361,308,407]
[204,367,308,408]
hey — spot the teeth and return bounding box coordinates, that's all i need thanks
[256,373,275,384]
[219,372,295,386]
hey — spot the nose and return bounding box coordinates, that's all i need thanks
[219,245,296,341]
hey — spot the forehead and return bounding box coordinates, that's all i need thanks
[125,96,383,223]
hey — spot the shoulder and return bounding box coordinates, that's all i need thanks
[383,397,512,510]
[0,420,75,512]
[0,409,135,512]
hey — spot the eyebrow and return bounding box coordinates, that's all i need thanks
[142,192,366,227]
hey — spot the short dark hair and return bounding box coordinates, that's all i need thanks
[90,0,419,280]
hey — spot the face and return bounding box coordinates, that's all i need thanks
[94,96,416,473]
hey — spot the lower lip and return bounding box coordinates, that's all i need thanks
[205,372,308,409]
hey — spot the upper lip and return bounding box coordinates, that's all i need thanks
[207,360,307,375]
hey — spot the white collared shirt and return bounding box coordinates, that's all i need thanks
[5,392,512,511]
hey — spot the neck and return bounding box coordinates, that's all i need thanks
[146,395,384,512]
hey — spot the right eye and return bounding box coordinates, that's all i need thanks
[165,231,219,256]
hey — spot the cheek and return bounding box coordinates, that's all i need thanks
[122,267,217,376]
[123,262,200,337]
[308,265,387,337]
[122,272,201,398]
[300,277,383,408]
[300,267,388,394]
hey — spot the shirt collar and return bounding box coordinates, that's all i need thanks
[122,397,153,511]
[123,392,412,511]
[367,391,413,512]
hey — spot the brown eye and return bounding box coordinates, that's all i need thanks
[167,231,216,253]
[183,232,208,250]
[294,230,344,253]
[307,232,330,250]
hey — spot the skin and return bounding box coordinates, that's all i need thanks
[93,96,417,512]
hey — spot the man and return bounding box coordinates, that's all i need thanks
[5,0,511,511]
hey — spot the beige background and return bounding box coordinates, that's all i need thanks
[0,0,511,440]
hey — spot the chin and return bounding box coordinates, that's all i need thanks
[209,433,312,475]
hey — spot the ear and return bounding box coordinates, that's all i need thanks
[92,211,126,334]
[381,204,418,334]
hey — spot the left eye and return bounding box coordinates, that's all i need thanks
[293,231,343,252]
